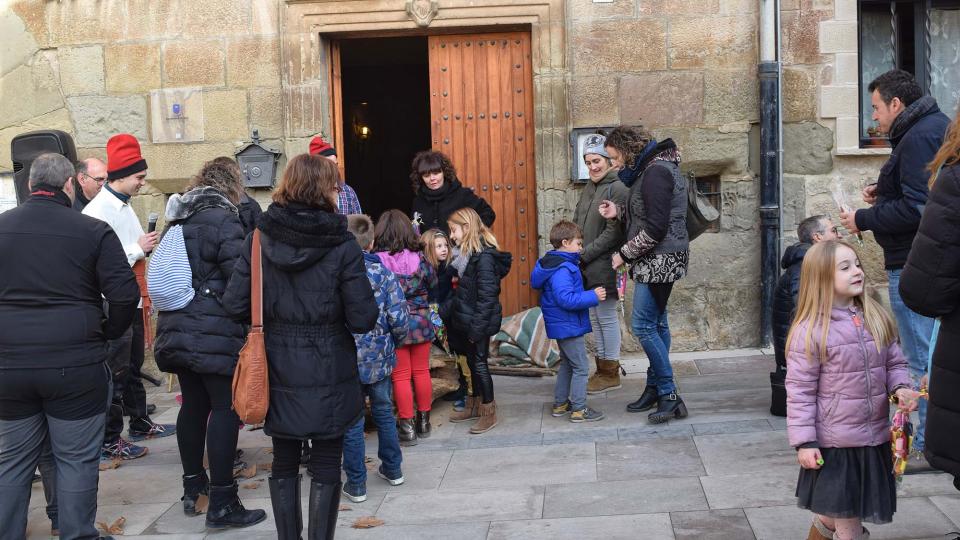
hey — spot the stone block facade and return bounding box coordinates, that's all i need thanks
[1,0,886,352]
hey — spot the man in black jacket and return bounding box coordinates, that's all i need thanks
[839,69,949,455]
[72,157,107,212]
[0,153,140,540]
[769,215,839,416]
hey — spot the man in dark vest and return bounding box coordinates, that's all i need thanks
[0,153,139,539]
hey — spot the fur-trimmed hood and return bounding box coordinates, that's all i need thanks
[165,186,238,223]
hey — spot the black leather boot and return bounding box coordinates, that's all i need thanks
[647,393,688,424]
[626,385,658,413]
[415,411,431,439]
[205,482,267,530]
[269,475,303,540]
[398,418,418,446]
[182,471,209,516]
[307,481,341,540]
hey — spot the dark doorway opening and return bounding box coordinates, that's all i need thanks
[339,37,431,222]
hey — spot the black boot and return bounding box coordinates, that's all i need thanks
[307,481,341,540]
[415,411,431,439]
[398,418,418,446]
[206,482,267,530]
[269,475,303,540]
[647,393,688,424]
[182,471,209,516]
[626,385,658,413]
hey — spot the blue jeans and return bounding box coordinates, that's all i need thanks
[631,283,676,396]
[554,336,590,411]
[887,269,935,451]
[341,378,403,487]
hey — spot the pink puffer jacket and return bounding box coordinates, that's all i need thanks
[786,306,911,449]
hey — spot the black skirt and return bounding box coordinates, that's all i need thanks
[795,444,897,524]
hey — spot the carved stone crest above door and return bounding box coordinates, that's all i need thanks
[406,0,439,27]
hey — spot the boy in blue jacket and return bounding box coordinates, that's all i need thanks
[342,215,410,503]
[531,220,607,422]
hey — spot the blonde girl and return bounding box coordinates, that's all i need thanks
[786,240,919,540]
[443,208,512,434]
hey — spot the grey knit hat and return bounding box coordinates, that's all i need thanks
[582,134,610,159]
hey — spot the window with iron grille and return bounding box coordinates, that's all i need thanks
[858,0,960,146]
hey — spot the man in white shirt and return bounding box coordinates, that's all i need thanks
[83,134,175,460]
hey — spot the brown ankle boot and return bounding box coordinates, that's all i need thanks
[806,517,833,540]
[587,359,622,394]
[469,401,498,434]
[449,396,479,423]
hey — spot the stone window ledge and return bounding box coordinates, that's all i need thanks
[835,147,892,156]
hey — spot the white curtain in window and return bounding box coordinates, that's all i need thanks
[929,9,960,117]
[861,10,897,137]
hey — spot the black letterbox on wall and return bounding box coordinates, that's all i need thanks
[235,130,282,189]
[11,130,78,205]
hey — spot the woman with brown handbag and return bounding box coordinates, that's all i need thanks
[223,154,378,539]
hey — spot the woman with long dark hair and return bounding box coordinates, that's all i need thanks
[410,150,495,234]
[599,125,690,424]
[154,158,266,530]
[223,154,378,539]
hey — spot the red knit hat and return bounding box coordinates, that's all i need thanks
[106,134,147,181]
[309,136,336,157]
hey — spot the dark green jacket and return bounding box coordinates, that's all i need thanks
[572,168,629,298]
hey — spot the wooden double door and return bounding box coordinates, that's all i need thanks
[331,31,538,316]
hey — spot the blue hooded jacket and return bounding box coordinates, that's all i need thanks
[354,252,410,384]
[530,250,600,340]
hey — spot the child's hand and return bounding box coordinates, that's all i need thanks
[594,287,607,301]
[797,447,823,470]
[895,388,921,412]
[611,253,624,270]
[920,373,928,390]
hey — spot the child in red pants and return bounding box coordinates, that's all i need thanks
[374,210,437,446]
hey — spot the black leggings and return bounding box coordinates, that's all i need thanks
[467,339,494,403]
[272,437,343,484]
[176,371,239,486]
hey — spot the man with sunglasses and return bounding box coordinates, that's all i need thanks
[72,158,107,212]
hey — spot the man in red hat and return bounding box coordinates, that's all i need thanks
[309,135,362,215]
[84,134,176,462]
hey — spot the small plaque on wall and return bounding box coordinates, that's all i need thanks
[569,126,615,183]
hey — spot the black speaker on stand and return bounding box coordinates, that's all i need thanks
[10,130,77,205]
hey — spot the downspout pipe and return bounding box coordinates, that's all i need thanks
[759,0,782,348]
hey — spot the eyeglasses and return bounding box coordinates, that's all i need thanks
[81,172,107,184]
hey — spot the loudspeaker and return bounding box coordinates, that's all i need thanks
[11,130,77,205]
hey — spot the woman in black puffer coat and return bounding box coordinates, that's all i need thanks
[900,110,960,492]
[154,159,266,529]
[222,154,377,540]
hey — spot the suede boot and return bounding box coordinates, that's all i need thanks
[449,396,480,423]
[469,401,498,434]
[307,481,340,540]
[182,471,209,516]
[269,475,303,540]
[415,410,431,438]
[833,527,870,539]
[647,393,688,424]
[587,358,622,394]
[397,418,418,446]
[626,385,658,413]
[205,482,267,530]
[807,517,833,540]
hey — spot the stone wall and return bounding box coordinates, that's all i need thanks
[2,0,887,352]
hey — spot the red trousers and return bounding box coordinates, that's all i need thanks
[391,342,433,419]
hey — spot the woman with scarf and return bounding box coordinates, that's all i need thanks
[410,151,495,234]
[598,126,690,424]
[154,158,266,530]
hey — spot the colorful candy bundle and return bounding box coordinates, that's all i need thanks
[616,265,628,317]
[429,302,447,351]
[890,408,913,483]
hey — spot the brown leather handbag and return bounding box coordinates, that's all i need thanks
[232,230,269,424]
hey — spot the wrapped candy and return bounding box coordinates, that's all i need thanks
[831,179,864,247]
[429,302,447,352]
[890,409,912,484]
[616,265,628,317]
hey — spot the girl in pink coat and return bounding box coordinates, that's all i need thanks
[786,240,920,540]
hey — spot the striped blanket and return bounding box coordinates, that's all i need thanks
[491,307,560,368]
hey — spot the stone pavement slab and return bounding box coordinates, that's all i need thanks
[596,437,706,481]
[543,476,708,518]
[700,466,800,509]
[442,443,596,489]
[670,508,757,540]
[929,495,960,529]
[694,430,796,475]
[375,486,545,524]
[486,513,675,540]
[334,522,491,540]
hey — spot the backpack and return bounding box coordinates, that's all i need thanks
[147,225,195,311]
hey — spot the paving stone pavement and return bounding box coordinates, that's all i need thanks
[24,350,960,539]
